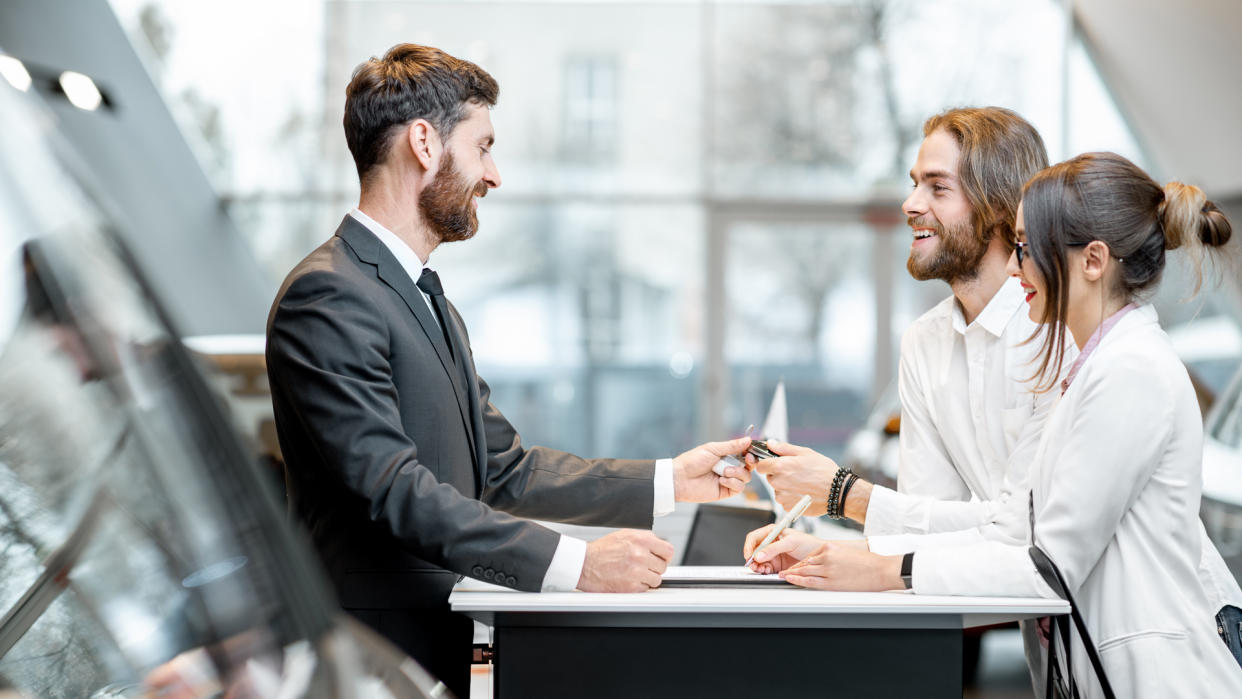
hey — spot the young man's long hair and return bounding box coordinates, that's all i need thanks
[921,107,1049,252]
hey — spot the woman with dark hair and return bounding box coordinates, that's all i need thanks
[745,152,1242,696]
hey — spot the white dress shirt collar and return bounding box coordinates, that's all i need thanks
[349,208,432,284]
[950,277,1026,337]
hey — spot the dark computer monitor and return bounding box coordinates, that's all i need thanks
[680,503,776,566]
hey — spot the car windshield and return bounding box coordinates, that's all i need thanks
[0,61,439,699]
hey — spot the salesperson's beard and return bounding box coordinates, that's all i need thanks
[420,150,488,244]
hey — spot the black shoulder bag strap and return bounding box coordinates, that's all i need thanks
[1029,545,1117,699]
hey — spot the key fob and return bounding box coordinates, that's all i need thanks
[711,454,745,476]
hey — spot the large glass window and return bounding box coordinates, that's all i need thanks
[106,0,1165,460]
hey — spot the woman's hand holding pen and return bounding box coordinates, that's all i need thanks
[743,526,824,574]
[781,543,904,592]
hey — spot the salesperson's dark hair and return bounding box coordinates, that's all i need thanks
[344,43,498,184]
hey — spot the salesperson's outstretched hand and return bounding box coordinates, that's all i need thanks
[672,436,754,502]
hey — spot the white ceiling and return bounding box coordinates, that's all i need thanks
[1076,0,1242,198]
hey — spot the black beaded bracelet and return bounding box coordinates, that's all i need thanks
[834,472,855,519]
[826,467,852,519]
[827,471,843,518]
[838,472,858,520]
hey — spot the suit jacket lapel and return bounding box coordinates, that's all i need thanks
[336,217,480,471]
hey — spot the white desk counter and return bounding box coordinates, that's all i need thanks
[451,579,1067,629]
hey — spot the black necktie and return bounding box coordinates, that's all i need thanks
[417,268,456,361]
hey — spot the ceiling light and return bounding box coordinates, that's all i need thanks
[58,70,102,111]
[0,55,32,92]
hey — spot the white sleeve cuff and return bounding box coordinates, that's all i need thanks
[653,458,675,517]
[541,535,588,591]
[862,484,906,536]
[868,528,987,556]
[866,533,921,556]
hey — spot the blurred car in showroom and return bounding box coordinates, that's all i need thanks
[0,54,445,698]
[1202,366,1242,579]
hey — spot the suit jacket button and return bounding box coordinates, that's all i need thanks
[507,576,517,586]
[472,566,484,576]
[484,568,495,579]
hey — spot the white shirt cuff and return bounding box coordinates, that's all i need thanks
[541,534,588,591]
[866,533,921,556]
[861,484,906,536]
[868,528,987,556]
[653,458,675,517]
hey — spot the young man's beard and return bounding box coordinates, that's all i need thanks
[420,150,487,244]
[906,217,990,285]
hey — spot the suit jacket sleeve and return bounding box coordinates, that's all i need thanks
[268,268,566,591]
[443,304,658,528]
[476,374,656,527]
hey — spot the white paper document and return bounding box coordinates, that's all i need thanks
[660,565,791,586]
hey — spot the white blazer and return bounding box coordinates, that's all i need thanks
[916,305,1242,697]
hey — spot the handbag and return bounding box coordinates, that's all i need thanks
[1029,546,1117,699]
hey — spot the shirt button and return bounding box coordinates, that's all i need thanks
[484,568,495,579]
[506,576,517,586]
[472,566,484,576]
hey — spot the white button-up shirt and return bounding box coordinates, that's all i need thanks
[865,277,1054,553]
[349,209,675,591]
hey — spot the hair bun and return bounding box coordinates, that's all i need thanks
[1200,201,1233,248]
[1160,181,1232,250]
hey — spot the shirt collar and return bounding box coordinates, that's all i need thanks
[1061,302,1140,395]
[349,208,431,285]
[950,277,1026,337]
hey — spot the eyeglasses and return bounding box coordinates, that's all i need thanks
[1014,241,1093,266]
[1014,241,1030,265]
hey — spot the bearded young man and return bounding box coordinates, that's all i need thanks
[753,107,1054,546]
[264,44,751,696]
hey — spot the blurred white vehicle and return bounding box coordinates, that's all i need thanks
[1202,366,1242,578]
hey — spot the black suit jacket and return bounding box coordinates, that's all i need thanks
[266,215,656,612]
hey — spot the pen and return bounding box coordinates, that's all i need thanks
[744,493,813,568]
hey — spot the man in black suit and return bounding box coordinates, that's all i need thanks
[265,43,752,696]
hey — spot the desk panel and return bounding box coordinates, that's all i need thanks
[451,582,1067,697]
